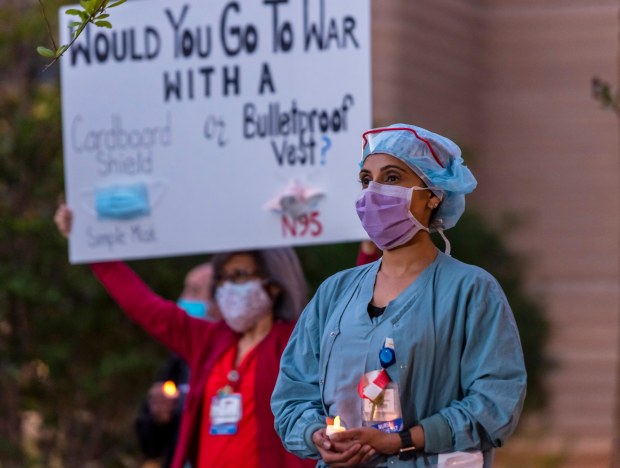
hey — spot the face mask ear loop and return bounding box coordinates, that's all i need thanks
[437,228,451,256]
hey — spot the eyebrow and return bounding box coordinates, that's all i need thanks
[379,165,407,172]
[359,165,407,175]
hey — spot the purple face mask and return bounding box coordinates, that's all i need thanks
[355,181,430,250]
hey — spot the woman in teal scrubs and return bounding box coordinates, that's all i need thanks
[271,124,527,467]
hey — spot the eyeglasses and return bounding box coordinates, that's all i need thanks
[216,269,262,284]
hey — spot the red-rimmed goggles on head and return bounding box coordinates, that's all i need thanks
[361,127,444,168]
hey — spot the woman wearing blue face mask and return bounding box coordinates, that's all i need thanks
[271,124,527,468]
[54,204,317,468]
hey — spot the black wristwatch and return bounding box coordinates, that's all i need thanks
[398,429,417,460]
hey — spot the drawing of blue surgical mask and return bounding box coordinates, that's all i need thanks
[177,299,208,319]
[95,183,150,220]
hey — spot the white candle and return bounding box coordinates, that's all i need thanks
[325,416,346,438]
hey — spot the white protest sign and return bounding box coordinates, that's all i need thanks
[60,0,371,263]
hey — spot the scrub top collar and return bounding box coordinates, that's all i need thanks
[356,250,445,326]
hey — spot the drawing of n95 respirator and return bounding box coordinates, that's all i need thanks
[82,181,166,220]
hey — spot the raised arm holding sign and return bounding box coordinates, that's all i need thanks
[55,203,319,467]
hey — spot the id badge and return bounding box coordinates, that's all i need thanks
[209,393,242,435]
[361,371,403,433]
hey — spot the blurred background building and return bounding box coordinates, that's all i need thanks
[371,0,618,466]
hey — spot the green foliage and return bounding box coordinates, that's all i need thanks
[296,243,360,293]
[592,76,619,114]
[0,86,167,463]
[37,0,127,68]
[36,46,56,58]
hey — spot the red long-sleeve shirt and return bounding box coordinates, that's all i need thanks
[91,262,313,468]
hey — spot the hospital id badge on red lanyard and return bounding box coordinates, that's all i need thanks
[209,386,242,435]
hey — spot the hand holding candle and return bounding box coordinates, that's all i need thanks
[325,416,346,438]
[148,381,179,424]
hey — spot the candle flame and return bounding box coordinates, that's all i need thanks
[162,380,177,397]
[334,416,341,428]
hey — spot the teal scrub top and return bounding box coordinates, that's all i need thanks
[271,252,527,467]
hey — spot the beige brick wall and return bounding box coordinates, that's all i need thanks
[371,0,483,142]
[372,0,620,464]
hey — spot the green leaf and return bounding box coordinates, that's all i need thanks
[95,13,110,20]
[65,9,83,16]
[94,20,112,28]
[56,45,69,57]
[80,0,95,14]
[77,10,89,21]
[108,0,127,8]
[69,21,82,28]
[36,46,56,58]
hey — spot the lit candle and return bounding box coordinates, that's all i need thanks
[325,416,346,438]
[162,380,178,398]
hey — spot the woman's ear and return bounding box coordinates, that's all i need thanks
[427,195,441,210]
[267,283,282,301]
